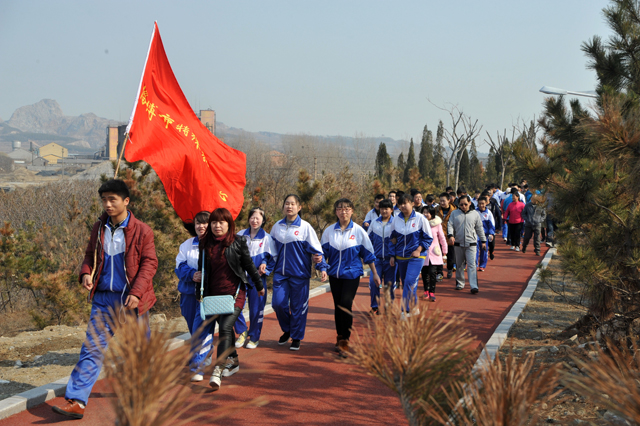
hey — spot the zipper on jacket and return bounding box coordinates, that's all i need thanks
[110,228,115,291]
[282,223,289,275]
[336,227,347,278]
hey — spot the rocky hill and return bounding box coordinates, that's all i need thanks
[6,100,122,149]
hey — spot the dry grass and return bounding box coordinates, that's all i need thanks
[92,310,266,426]
[561,339,640,424]
[344,295,475,426]
[429,350,560,425]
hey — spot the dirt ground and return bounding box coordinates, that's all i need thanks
[499,254,628,425]
[0,277,327,401]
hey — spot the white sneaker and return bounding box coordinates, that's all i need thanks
[210,366,222,390]
[511,246,515,250]
[515,247,520,252]
[190,374,204,382]
[222,356,239,377]
[235,331,248,348]
[246,340,259,349]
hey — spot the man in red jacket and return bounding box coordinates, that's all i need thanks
[52,179,158,419]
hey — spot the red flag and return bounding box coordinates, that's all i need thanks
[125,22,246,221]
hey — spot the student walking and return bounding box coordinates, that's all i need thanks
[447,195,486,294]
[189,208,265,390]
[389,193,433,314]
[476,197,495,271]
[321,198,380,355]
[270,194,328,351]
[435,192,457,278]
[420,206,448,302]
[363,194,384,230]
[234,208,275,349]
[504,188,525,251]
[367,199,397,311]
[52,180,158,419]
[521,195,547,255]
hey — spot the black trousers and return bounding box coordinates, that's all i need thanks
[488,237,495,256]
[446,245,455,270]
[508,223,523,248]
[421,263,441,293]
[329,276,361,340]
[215,306,242,362]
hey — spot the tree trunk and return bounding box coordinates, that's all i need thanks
[500,163,506,190]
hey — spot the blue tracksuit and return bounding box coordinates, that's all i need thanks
[367,216,397,307]
[389,211,433,311]
[66,213,147,406]
[270,215,327,340]
[321,220,376,279]
[362,208,380,229]
[234,228,275,342]
[476,209,495,269]
[175,236,201,334]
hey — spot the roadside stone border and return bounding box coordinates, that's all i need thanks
[0,282,333,420]
[473,247,557,370]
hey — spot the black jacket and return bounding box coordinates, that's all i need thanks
[197,236,264,299]
[488,198,502,229]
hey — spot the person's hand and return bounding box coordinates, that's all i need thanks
[481,242,486,250]
[82,274,93,291]
[488,235,494,242]
[373,273,381,288]
[389,257,395,267]
[258,288,266,297]
[320,271,328,282]
[125,294,140,310]
[448,237,455,246]
[411,249,421,258]
[258,264,267,275]
[313,254,323,264]
[192,271,202,282]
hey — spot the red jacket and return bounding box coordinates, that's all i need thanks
[504,201,525,224]
[80,211,158,315]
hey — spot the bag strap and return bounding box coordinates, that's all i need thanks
[200,249,205,302]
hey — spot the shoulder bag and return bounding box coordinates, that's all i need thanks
[199,250,240,320]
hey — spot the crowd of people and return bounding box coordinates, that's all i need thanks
[52,178,554,419]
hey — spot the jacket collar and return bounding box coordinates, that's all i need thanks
[398,210,416,221]
[278,215,302,227]
[241,227,266,239]
[429,216,442,227]
[333,220,354,230]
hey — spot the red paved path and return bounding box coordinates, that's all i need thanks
[2,242,547,425]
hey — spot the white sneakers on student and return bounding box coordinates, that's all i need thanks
[210,365,222,390]
[246,340,259,349]
[235,331,248,348]
[191,374,204,382]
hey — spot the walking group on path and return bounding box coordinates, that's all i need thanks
[50,178,555,420]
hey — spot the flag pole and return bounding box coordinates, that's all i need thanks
[113,133,130,178]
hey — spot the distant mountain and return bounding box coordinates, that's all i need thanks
[6,99,122,149]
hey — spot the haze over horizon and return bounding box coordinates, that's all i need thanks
[0,1,611,149]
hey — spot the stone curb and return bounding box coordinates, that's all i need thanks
[473,247,556,370]
[0,281,333,420]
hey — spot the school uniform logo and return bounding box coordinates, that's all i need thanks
[350,235,356,240]
[259,242,263,247]
[294,231,300,236]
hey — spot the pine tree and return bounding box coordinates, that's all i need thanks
[397,152,406,172]
[516,0,640,333]
[458,148,470,187]
[469,140,482,190]
[418,125,434,181]
[403,139,417,184]
[375,142,391,182]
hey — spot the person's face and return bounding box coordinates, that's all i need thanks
[101,192,129,218]
[439,196,449,208]
[458,198,471,212]
[414,194,423,206]
[194,220,208,238]
[374,199,381,209]
[380,207,392,220]
[478,200,487,211]
[283,196,301,217]
[399,200,413,216]
[335,203,353,222]
[425,211,433,220]
[389,193,396,204]
[249,211,263,230]
[211,220,229,237]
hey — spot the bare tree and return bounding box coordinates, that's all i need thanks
[485,128,515,190]
[433,103,482,189]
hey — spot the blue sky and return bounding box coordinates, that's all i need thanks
[0,1,611,148]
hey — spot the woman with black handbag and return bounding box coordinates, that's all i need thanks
[189,208,265,391]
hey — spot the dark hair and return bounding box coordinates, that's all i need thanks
[474,189,481,194]
[334,198,355,222]
[379,199,393,210]
[523,184,529,189]
[282,194,301,208]
[421,205,436,218]
[374,194,385,201]
[413,190,422,197]
[410,188,419,197]
[183,210,211,237]
[398,193,413,205]
[248,207,266,228]
[511,187,519,195]
[425,195,435,203]
[388,190,397,196]
[458,195,471,204]
[445,186,454,192]
[200,208,236,256]
[396,190,405,198]
[456,186,467,195]
[480,191,491,198]
[439,192,449,199]
[98,179,130,200]
[478,196,489,203]
[448,192,456,200]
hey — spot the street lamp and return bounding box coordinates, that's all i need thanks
[539,86,598,99]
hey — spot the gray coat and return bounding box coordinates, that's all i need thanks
[522,203,546,227]
[447,209,486,247]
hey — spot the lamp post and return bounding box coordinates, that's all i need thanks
[539,86,598,99]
